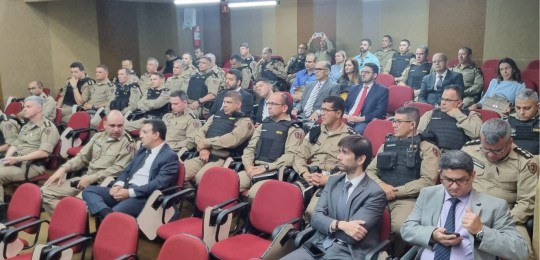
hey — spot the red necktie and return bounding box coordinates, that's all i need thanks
[353,86,369,116]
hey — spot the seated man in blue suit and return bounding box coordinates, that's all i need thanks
[419,53,464,106]
[344,62,389,134]
[82,119,179,218]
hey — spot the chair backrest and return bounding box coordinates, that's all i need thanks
[48,197,87,252]
[196,167,239,212]
[522,69,539,91]
[46,141,62,170]
[4,101,22,116]
[250,180,303,234]
[67,111,91,141]
[472,109,501,122]
[375,74,395,87]
[177,161,186,187]
[406,102,434,117]
[157,234,209,260]
[482,59,500,69]
[481,66,497,94]
[447,58,459,68]
[97,116,107,131]
[43,88,51,96]
[387,85,413,114]
[363,119,394,157]
[523,79,538,92]
[7,183,42,233]
[379,209,391,241]
[527,59,539,70]
[93,212,139,260]
[54,108,62,126]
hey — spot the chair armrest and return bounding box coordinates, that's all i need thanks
[65,128,94,140]
[44,233,81,246]
[251,171,278,184]
[364,239,391,260]
[213,198,238,209]
[116,253,139,260]
[160,185,182,196]
[282,167,299,183]
[525,217,533,238]
[294,227,315,248]
[1,219,48,258]
[44,236,92,260]
[400,245,421,260]
[161,188,195,211]
[215,202,250,242]
[2,215,39,228]
[24,158,48,181]
[271,218,303,240]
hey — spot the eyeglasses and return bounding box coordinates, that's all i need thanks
[441,98,461,103]
[266,102,283,106]
[440,176,471,186]
[314,68,328,71]
[392,120,412,126]
[321,108,337,113]
[479,139,511,154]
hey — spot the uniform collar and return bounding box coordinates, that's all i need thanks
[322,123,349,136]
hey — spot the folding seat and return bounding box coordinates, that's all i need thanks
[375,74,395,87]
[387,85,413,115]
[210,180,304,260]
[53,108,62,127]
[471,108,501,122]
[406,102,434,117]
[157,234,209,260]
[363,119,394,157]
[59,111,91,158]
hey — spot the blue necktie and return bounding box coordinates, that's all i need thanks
[435,75,443,90]
[434,197,460,260]
[322,181,352,249]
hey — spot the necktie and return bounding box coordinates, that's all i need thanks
[132,149,151,173]
[323,181,352,249]
[434,197,461,260]
[353,86,369,116]
[304,82,322,117]
[435,75,443,90]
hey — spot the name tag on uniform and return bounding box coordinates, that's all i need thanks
[386,144,396,147]
[473,160,485,169]
[533,128,540,132]
[276,131,283,135]
[229,117,236,120]
[432,117,442,120]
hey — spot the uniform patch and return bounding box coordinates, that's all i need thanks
[528,162,538,175]
[433,147,439,157]
[44,128,51,135]
[294,131,302,139]
[473,159,485,169]
[248,123,253,131]
[193,121,199,127]
[276,130,283,135]
[6,124,12,130]
[127,144,135,153]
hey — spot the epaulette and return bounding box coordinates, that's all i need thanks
[107,81,115,87]
[514,146,533,159]
[44,120,51,127]
[347,127,358,135]
[291,122,302,128]
[0,114,7,121]
[464,139,481,146]
[189,112,197,119]
[124,132,134,143]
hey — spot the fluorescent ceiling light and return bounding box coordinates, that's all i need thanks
[228,1,278,8]
[174,0,220,5]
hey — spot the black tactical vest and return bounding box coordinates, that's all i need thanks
[425,108,470,150]
[187,72,212,100]
[110,83,136,111]
[64,77,94,106]
[255,118,292,162]
[261,60,280,82]
[406,63,432,89]
[206,110,248,156]
[145,88,169,117]
[509,116,539,155]
[377,135,421,187]
[390,53,415,77]
[287,55,306,74]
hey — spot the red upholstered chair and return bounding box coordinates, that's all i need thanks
[523,79,538,92]
[482,59,500,70]
[471,109,501,122]
[447,58,459,68]
[522,69,539,92]
[156,167,239,241]
[25,141,62,183]
[211,180,304,260]
[375,74,395,87]
[387,85,413,114]
[54,108,62,127]
[4,101,22,116]
[42,88,51,96]
[164,73,173,80]
[481,66,497,94]
[527,59,539,70]
[363,119,394,157]
[406,102,434,117]
[62,111,91,158]
[157,234,209,260]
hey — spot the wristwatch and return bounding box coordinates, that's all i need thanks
[264,164,270,171]
[475,227,484,242]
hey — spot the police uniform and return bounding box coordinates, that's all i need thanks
[397,62,432,90]
[124,86,171,131]
[0,113,20,147]
[0,118,59,202]
[241,56,257,73]
[182,64,197,78]
[138,72,152,94]
[212,66,226,87]
[384,52,415,77]
[184,110,254,184]
[463,140,538,257]
[41,131,136,213]
[239,116,304,190]
[366,135,439,245]
[164,74,190,93]
[186,70,220,118]
[60,76,95,123]
[106,83,142,115]
[450,63,484,107]
[237,65,253,89]
[83,79,116,109]
[418,108,483,150]
[308,38,334,62]
[253,59,287,82]
[163,111,200,151]
[39,93,57,123]
[508,114,539,155]
[286,55,306,75]
[375,48,398,71]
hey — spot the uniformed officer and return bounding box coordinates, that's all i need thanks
[125,72,171,131]
[139,57,159,94]
[186,56,220,118]
[26,81,57,122]
[253,47,287,83]
[57,62,96,123]
[366,106,440,255]
[209,69,254,117]
[113,58,139,84]
[374,35,398,70]
[239,42,257,73]
[0,111,20,153]
[285,43,307,86]
[418,85,483,151]
[462,118,538,259]
[41,110,136,213]
[383,39,415,78]
[192,47,204,68]
[396,46,432,98]
[0,96,59,202]
[82,64,116,111]
[180,52,197,78]
[163,90,200,152]
[184,91,254,184]
[229,54,253,89]
[206,53,226,86]
[240,92,304,191]
[164,60,189,93]
[106,68,142,115]
[508,88,539,155]
[450,47,484,107]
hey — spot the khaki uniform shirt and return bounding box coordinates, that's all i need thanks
[138,73,152,94]
[39,93,57,122]
[212,66,226,87]
[366,139,440,198]
[83,79,115,108]
[62,131,136,184]
[463,141,538,224]
[182,64,197,78]
[163,111,200,151]
[418,109,483,140]
[239,66,252,89]
[138,86,171,112]
[242,116,304,171]
[164,75,190,93]
[293,124,353,175]
[0,114,20,145]
[253,60,287,81]
[196,114,254,158]
[450,63,484,107]
[375,48,398,71]
[59,78,94,104]
[13,118,59,156]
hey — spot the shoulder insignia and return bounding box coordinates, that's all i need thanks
[464,139,481,146]
[347,127,358,135]
[189,112,197,119]
[162,88,170,93]
[432,146,440,158]
[291,122,302,128]
[124,132,134,143]
[44,120,51,127]
[527,162,538,175]
[1,114,7,121]
[514,146,533,159]
[473,159,485,169]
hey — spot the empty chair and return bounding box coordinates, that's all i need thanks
[406,102,434,117]
[157,234,209,260]
[387,85,413,114]
[375,74,395,87]
[59,111,91,158]
[363,119,394,157]
[4,101,23,117]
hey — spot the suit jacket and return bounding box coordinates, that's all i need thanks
[401,185,528,260]
[345,83,388,123]
[310,174,387,259]
[117,143,179,198]
[252,97,267,123]
[419,70,465,105]
[209,88,254,116]
[295,80,339,117]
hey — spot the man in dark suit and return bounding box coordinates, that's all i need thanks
[419,53,465,106]
[252,79,274,124]
[344,62,389,134]
[282,135,386,260]
[292,61,339,121]
[82,119,179,218]
[209,69,254,117]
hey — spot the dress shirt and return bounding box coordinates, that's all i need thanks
[291,69,316,92]
[435,70,449,88]
[328,173,366,232]
[348,83,373,115]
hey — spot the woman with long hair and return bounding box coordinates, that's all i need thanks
[337,58,360,99]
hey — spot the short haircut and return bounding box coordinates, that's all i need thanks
[35,81,44,89]
[364,62,379,74]
[444,85,464,100]
[170,90,188,101]
[264,47,273,54]
[438,150,474,176]
[436,53,448,62]
[173,60,182,65]
[225,90,243,103]
[322,61,331,70]
[338,135,373,169]
[460,47,472,55]
[182,52,193,59]
[481,119,511,145]
[70,62,84,71]
[205,53,216,63]
[147,58,159,66]
[323,96,345,116]
[276,92,293,113]
[165,49,176,56]
[254,78,273,86]
[382,35,393,43]
[418,45,429,55]
[150,72,165,79]
[306,53,317,61]
[299,43,308,49]
[24,95,43,108]
[400,39,411,46]
[361,38,372,46]
[240,42,249,48]
[230,54,242,62]
[516,88,539,102]
[227,68,243,82]
[143,119,167,140]
[199,56,212,63]
[121,58,133,64]
[97,64,109,72]
[395,106,420,126]
[118,68,130,75]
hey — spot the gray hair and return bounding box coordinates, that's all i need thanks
[438,150,474,175]
[205,53,216,64]
[322,61,331,70]
[481,119,511,145]
[173,60,182,66]
[417,45,429,55]
[306,53,317,62]
[147,57,159,66]
[24,95,43,108]
[516,88,539,102]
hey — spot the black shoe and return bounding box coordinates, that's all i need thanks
[96,208,113,220]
